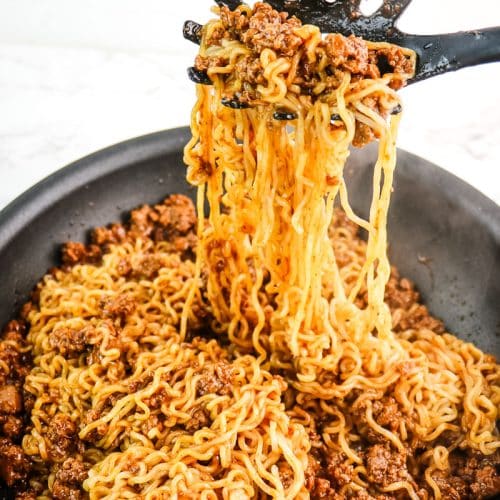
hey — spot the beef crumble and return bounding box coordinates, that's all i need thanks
[52,458,89,500]
[196,361,235,396]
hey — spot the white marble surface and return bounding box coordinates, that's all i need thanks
[1,0,499,211]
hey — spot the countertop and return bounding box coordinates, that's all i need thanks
[1,0,499,210]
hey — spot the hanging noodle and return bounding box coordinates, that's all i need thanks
[0,2,498,499]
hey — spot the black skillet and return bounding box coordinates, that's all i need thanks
[0,126,499,496]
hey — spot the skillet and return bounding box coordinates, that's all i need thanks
[0,126,499,495]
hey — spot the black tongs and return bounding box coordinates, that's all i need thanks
[184,0,500,84]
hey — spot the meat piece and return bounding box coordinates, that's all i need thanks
[100,293,136,319]
[349,492,395,499]
[396,304,445,333]
[470,465,500,497]
[0,385,22,414]
[365,444,408,487]
[221,3,303,57]
[116,257,132,277]
[0,323,31,389]
[153,194,197,238]
[140,414,163,436]
[49,326,89,357]
[92,223,127,246]
[311,477,338,499]
[448,450,500,499]
[431,470,468,500]
[372,397,403,433]
[385,274,419,310]
[304,454,321,491]
[377,46,414,75]
[91,195,196,255]
[384,270,445,333]
[325,34,373,76]
[0,438,31,487]
[46,414,78,460]
[278,462,294,490]
[325,450,354,488]
[142,388,168,410]
[22,389,36,414]
[185,404,211,432]
[81,409,107,444]
[353,121,376,148]
[2,319,26,338]
[132,254,163,279]
[196,361,235,396]
[61,242,101,266]
[15,492,37,500]
[1,415,24,438]
[234,56,265,86]
[52,458,88,500]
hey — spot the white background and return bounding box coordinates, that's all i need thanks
[0,0,499,210]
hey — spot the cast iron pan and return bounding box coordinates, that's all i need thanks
[0,126,499,495]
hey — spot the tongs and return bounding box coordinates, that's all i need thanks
[183,0,500,85]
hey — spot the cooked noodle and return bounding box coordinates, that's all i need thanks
[1,2,498,499]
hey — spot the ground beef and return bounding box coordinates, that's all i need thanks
[353,121,376,148]
[52,458,88,500]
[132,254,163,279]
[444,450,500,499]
[305,448,355,498]
[142,387,168,411]
[365,444,408,487]
[376,45,415,89]
[0,385,22,415]
[185,404,211,432]
[92,222,127,246]
[351,393,400,444]
[325,450,354,488]
[384,270,445,333]
[46,414,79,461]
[99,293,136,319]
[324,33,378,79]
[0,438,31,487]
[395,303,445,333]
[221,2,303,57]
[277,462,295,490]
[234,56,265,86]
[196,361,235,396]
[471,465,500,497]
[81,410,107,445]
[431,470,468,500]
[371,397,403,433]
[49,326,90,357]
[61,242,102,266]
[311,477,340,499]
[1,415,23,439]
[87,195,197,262]
[128,194,196,244]
[15,492,37,500]
[0,320,31,387]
